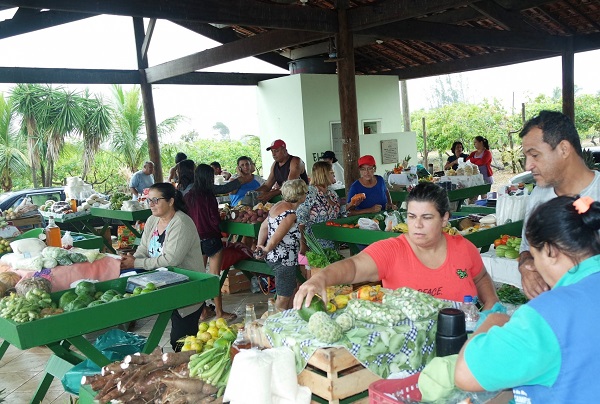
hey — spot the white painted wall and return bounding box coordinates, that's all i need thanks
[257,74,417,179]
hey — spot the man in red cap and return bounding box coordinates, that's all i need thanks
[255,139,309,202]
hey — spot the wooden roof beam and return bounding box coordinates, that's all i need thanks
[348,0,478,31]
[145,29,328,83]
[423,0,555,24]
[362,20,565,51]
[0,0,337,32]
[469,0,537,31]
[0,66,285,85]
[389,48,558,80]
[0,9,92,39]
[173,20,291,70]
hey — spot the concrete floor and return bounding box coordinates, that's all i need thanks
[0,288,271,403]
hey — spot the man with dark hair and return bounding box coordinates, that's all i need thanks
[518,110,600,298]
[167,152,188,183]
[229,156,261,206]
[255,139,309,202]
[210,161,231,181]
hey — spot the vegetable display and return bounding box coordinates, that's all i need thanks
[109,192,131,210]
[81,349,224,403]
[494,235,521,259]
[497,284,528,305]
[303,231,343,269]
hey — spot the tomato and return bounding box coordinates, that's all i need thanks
[501,234,510,242]
[493,238,505,247]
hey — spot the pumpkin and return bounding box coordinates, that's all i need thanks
[16,277,52,296]
[0,271,22,288]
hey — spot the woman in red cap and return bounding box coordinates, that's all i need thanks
[346,155,396,216]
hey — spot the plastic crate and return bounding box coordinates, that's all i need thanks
[369,373,422,403]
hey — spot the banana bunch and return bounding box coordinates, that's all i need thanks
[392,223,408,233]
[442,225,460,235]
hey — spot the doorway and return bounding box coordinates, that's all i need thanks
[330,122,344,166]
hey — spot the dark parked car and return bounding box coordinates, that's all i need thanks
[0,187,66,212]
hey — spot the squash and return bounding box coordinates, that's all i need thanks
[0,271,21,288]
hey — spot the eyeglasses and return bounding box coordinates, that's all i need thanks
[359,167,376,172]
[148,197,166,205]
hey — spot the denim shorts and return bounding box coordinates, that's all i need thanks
[201,237,223,257]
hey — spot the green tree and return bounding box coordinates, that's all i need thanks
[110,85,184,173]
[0,94,29,191]
[213,121,230,141]
[80,90,113,181]
[10,83,45,187]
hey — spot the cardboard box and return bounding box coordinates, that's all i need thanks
[221,269,250,294]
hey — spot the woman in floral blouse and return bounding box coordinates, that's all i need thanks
[297,161,342,252]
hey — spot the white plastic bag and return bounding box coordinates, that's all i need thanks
[357,218,380,231]
[61,231,74,249]
[384,211,399,232]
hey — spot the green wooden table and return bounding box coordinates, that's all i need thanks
[390,183,491,211]
[16,228,105,251]
[0,267,219,404]
[312,215,523,254]
[90,208,152,253]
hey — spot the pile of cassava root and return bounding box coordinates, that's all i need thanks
[81,348,223,404]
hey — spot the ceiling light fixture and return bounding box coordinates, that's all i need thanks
[300,0,308,5]
[376,39,384,44]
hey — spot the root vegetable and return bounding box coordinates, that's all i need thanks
[162,350,196,367]
[161,377,205,394]
[102,361,125,376]
[202,383,218,395]
[171,362,190,378]
[81,374,101,385]
[118,360,170,393]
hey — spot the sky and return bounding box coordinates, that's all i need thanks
[0,12,599,141]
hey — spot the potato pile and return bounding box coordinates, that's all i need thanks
[227,202,273,224]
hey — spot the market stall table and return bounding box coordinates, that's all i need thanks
[390,183,491,211]
[481,248,522,288]
[0,267,219,404]
[218,220,306,285]
[312,215,523,254]
[90,207,152,253]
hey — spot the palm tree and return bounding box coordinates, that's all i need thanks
[0,94,29,191]
[110,84,184,173]
[10,83,46,187]
[39,87,86,186]
[80,89,112,180]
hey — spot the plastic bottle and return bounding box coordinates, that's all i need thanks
[267,298,276,317]
[250,276,260,293]
[230,327,252,361]
[245,304,258,348]
[45,216,62,247]
[461,295,480,333]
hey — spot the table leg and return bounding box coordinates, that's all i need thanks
[0,339,9,361]
[81,221,116,253]
[66,335,111,367]
[142,310,173,354]
[30,372,55,404]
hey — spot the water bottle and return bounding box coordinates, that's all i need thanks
[461,295,480,333]
[267,298,276,317]
[245,304,258,348]
[250,276,260,293]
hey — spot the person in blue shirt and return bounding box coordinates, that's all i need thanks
[229,156,261,206]
[455,195,600,402]
[346,155,395,216]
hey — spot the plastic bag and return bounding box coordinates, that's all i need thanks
[61,329,147,394]
[357,218,380,231]
[384,211,403,231]
[61,231,73,249]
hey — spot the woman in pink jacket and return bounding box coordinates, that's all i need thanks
[467,136,493,184]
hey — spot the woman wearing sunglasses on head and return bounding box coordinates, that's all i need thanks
[120,182,204,350]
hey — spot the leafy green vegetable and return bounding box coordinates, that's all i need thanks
[497,284,528,305]
[304,231,344,268]
[110,192,131,210]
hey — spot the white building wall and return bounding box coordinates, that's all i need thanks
[257,74,417,180]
